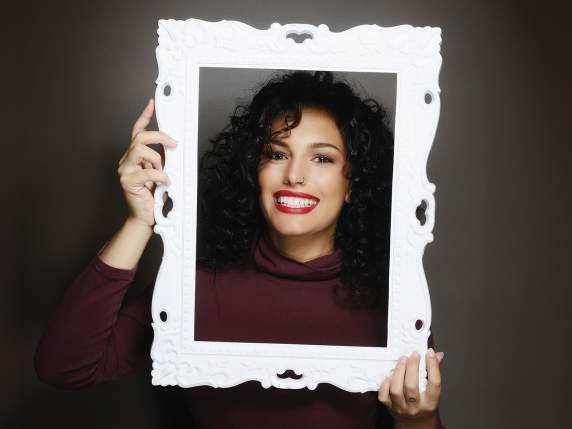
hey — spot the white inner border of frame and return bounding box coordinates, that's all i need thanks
[150,18,442,393]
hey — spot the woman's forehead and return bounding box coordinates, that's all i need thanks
[267,111,345,157]
[270,107,339,135]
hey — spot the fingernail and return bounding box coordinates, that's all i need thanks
[399,356,407,364]
[427,348,435,358]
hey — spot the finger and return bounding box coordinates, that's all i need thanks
[121,130,177,165]
[378,376,393,408]
[423,348,442,407]
[403,352,421,407]
[389,356,408,411]
[143,160,154,190]
[436,351,444,364]
[121,168,170,190]
[119,143,163,175]
[131,98,154,141]
[129,130,178,153]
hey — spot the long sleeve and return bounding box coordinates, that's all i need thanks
[34,243,154,389]
[376,330,447,429]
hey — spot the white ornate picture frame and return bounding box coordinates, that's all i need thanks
[150,18,442,393]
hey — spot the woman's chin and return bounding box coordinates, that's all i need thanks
[268,224,316,238]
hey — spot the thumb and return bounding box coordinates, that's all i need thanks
[131,98,154,141]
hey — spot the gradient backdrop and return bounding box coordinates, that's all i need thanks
[2,0,571,428]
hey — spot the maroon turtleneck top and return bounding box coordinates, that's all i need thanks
[34,234,446,429]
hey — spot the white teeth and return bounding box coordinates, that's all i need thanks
[276,196,318,208]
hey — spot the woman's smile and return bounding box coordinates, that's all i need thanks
[273,190,320,214]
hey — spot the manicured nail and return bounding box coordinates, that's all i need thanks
[427,348,435,358]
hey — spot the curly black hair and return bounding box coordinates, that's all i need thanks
[196,70,394,309]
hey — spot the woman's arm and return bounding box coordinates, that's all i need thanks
[34,99,177,389]
[34,219,155,389]
[98,217,154,270]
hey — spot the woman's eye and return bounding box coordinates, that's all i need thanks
[269,152,332,163]
[270,151,286,160]
[314,154,332,164]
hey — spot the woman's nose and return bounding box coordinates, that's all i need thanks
[284,160,306,185]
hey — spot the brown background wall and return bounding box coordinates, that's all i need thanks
[2,0,571,427]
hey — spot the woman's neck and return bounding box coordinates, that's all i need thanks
[265,229,336,263]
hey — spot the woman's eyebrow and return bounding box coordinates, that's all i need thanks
[269,139,342,153]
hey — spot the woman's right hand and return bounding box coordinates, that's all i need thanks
[117,98,178,227]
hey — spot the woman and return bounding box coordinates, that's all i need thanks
[35,70,445,428]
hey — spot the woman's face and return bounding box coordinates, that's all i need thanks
[258,107,351,241]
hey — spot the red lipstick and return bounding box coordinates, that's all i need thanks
[273,190,320,214]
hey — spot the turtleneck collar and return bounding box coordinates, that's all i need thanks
[252,233,343,281]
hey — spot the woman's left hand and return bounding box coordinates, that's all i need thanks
[378,348,445,429]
